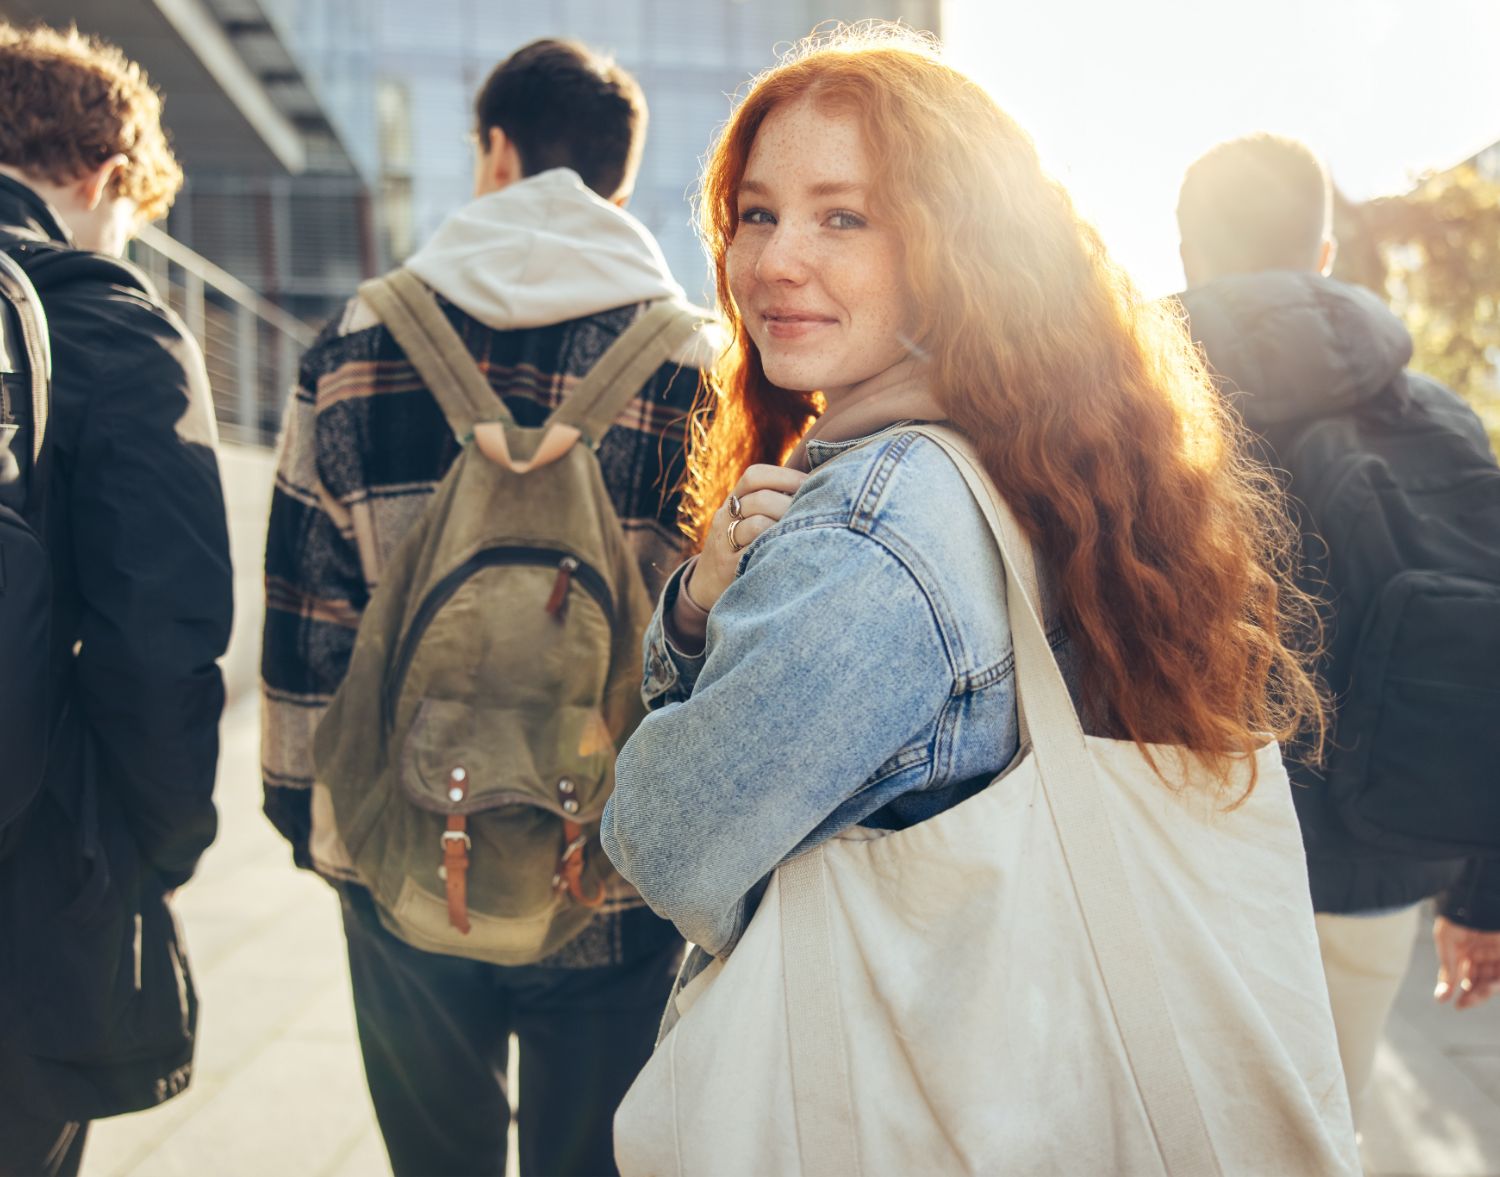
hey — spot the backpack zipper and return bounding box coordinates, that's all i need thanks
[384,546,614,727]
[546,556,579,620]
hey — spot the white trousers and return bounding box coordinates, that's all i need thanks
[1315,905,1422,1126]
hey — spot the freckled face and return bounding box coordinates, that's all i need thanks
[726,98,914,399]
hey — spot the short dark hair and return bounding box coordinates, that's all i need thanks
[1177,134,1331,278]
[474,39,647,201]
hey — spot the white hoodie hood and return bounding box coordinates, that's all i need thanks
[403,168,686,331]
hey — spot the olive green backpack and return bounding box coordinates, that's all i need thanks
[314,269,708,964]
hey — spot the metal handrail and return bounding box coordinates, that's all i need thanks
[131,223,317,446]
[136,222,317,346]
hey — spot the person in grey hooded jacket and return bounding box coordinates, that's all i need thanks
[261,40,711,1177]
[1175,132,1500,1126]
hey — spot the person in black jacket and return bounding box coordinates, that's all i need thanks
[0,22,232,1176]
[1175,133,1500,1126]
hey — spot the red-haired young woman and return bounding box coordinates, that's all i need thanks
[602,24,1349,1173]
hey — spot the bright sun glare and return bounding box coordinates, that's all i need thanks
[943,0,1500,297]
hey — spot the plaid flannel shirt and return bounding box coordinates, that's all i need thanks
[261,292,707,965]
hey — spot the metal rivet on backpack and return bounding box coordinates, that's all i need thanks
[563,798,580,814]
[449,767,467,802]
[558,778,576,795]
[448,787,463,802]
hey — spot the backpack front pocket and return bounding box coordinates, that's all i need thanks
[361,697,617,964]
[385,545,615,728]
[400,698,615,821]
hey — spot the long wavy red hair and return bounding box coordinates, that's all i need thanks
[683,24,1323,782]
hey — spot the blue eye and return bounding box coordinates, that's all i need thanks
[828,210,867,230]
[739,207,775,225]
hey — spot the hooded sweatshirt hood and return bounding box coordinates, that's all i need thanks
[404,168,685,331]
[1178,271,1413,430]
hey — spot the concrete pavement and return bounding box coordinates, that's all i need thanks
[78,697,387,1177]
[74,445,1500,1177]
[76,698,1500,1177]
[1361,936,1500,1175]
[75,443,389,1177]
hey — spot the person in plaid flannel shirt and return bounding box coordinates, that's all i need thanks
[261,39,714,1177]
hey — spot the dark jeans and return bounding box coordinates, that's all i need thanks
[0,1105,87,1177]
[339,884,681,1177]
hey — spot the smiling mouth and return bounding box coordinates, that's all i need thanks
[762,313,836,339]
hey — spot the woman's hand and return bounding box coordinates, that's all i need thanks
[688,464,809,611]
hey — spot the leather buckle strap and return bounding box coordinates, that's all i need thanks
[554,819,605,909]
[439,776,604,929]
[442,768,472,934]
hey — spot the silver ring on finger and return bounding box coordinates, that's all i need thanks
[727,493,744,520]
[727,517,748,553]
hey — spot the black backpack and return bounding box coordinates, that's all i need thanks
[1272,378,1500,859]
[0,241,52,838]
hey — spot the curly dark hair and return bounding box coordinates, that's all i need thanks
[0,20,183,220]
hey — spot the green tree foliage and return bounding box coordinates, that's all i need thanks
[1333,164,1500,450]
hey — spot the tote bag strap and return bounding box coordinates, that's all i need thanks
[904,425,1222,1176]
[778,850,863,1175]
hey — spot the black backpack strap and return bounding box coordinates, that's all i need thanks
[0,246,50,463]
[0,238,152,468]
[0,243,52,516]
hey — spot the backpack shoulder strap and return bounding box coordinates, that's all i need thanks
[548,299,711,447]
[357,268,513,440]
[0,244,51,472]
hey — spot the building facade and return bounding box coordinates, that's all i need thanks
[26,0,940,441]
[281,0,942,300]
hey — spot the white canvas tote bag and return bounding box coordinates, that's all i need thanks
[615,426,1359,1177]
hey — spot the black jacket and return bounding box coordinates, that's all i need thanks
[0,176,233,1119]
[1180,271,1500,926]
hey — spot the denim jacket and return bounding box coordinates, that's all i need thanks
[602,427,1067,958]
